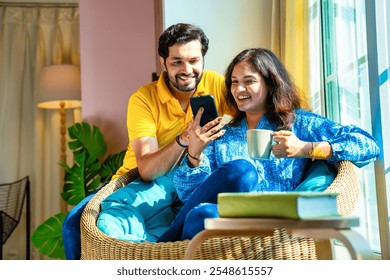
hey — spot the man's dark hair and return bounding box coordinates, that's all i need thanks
[158,23,209,60]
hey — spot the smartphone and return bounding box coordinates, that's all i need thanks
[190,95,219,126]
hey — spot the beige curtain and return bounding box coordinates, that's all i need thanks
[271,0,311,110]
[0,4,80,259]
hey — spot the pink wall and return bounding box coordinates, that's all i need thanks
[79,0,156,156]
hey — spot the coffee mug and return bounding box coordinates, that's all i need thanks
[246,129,274,159]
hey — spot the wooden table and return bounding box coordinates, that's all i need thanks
[184,216,375,260]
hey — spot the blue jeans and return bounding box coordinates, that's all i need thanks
[157,159,258,242]
[63,188,101,260]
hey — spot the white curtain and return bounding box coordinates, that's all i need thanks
[0,4,80,259]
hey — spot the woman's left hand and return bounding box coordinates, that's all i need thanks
[272,130,310,158]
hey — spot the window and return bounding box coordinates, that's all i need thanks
[310,0,390,257]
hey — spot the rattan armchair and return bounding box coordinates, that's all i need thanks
[80,160,359,260]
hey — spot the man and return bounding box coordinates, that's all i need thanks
[62,23,230,259]
[98,22,232,243]
[114,23,230,181]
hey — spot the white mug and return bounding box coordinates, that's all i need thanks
[246,129,274,159]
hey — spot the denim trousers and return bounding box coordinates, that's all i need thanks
[158,159,258,242]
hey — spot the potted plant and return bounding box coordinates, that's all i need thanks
[31,122,125,259]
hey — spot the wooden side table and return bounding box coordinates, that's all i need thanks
[184,216,375,260]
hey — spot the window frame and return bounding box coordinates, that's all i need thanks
[318,0,390,258]
[364,0,390,259]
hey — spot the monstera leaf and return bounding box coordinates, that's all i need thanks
[32,121,126,259]
[68,122,106,158]
[31,213,67,259]
[100,150,126,183]
[61,151,101,205]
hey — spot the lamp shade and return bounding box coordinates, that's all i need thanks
[37,64,82,109]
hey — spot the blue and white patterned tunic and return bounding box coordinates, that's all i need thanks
[173,109,380,198]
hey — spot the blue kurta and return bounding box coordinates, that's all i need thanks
[173,109,380,201]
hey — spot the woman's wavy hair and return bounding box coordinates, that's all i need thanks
[224,48,301,130]
[158,23,209,62]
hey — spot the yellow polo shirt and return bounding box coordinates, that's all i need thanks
[113,70,230,179]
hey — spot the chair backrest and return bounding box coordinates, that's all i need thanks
[324,161,359,216]
[0,176,30,245]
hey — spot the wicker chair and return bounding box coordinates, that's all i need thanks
[80,160,359,260]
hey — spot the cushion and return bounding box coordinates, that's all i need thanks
[97,204,177,242]
[97,169,181,242]
[294,160,337,192]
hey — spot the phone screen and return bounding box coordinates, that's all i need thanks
[190,95,219,126]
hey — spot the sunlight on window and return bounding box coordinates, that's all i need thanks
[309,0,390,255]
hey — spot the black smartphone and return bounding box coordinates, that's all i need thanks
[190,95,219,126]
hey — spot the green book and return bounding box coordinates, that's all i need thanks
[218,192,339,219]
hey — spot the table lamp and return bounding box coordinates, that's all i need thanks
[37,64,81,212]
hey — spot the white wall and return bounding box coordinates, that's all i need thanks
[163,0,273,75]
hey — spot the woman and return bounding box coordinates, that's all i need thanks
[157,48,380,242]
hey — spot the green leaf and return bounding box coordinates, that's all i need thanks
[32,122,125,259]
[62,151,103,205]
[30,213,67,259]
[68,122,106,158]
[100,150,126,183]
[62,151,86,205]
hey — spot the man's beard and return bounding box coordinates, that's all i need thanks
[169,72,202,92]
